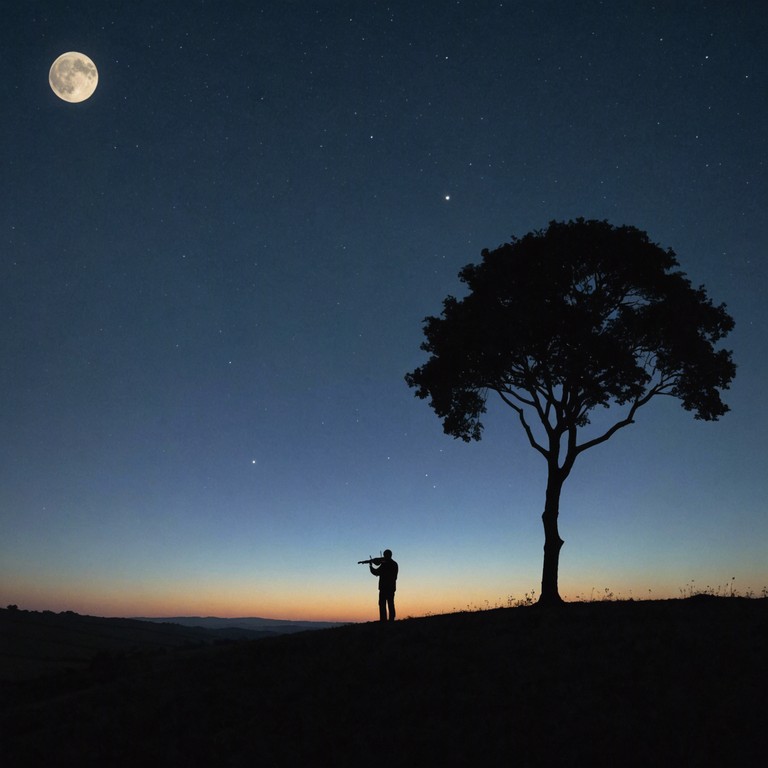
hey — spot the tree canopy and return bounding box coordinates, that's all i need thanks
[406,219,736,603]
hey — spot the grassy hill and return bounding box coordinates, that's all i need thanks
[1,598,765,767]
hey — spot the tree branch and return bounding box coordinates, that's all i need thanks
[574,382,666,454]
[575,412,636,454]
[497,385,536,408]
[496,390,549,459]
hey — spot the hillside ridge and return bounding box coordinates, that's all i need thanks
[1,598,765,766]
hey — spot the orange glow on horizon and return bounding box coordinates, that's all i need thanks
[4,569,766,622]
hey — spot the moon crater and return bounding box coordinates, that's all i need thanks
[49,52,98,103]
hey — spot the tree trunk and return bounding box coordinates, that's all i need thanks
[539,470,565,605]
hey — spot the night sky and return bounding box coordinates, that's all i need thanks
[1,1,766,622]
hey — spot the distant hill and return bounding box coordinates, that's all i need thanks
[134,615,346,633]
[1,598,765,766]
[0,608,340,681]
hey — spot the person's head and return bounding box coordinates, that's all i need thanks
[383,549,392,559]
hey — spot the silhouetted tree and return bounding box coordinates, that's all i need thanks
[405,219,736,605]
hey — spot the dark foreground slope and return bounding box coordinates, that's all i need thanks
[1,598,765,767]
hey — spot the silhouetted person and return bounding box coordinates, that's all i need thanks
[370,549,398,622]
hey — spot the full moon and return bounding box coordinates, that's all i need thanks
[49,52,98,103]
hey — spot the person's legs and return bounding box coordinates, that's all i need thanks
[387,594,396,621]
[378,592,387,622]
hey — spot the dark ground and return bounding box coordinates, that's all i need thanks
[1,598,765,767]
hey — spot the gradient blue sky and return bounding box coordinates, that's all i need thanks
[1,1,766,621]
